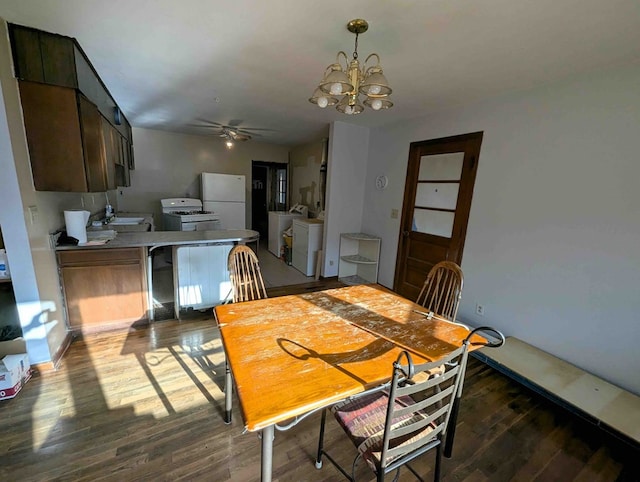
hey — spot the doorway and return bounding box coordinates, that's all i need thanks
[251,161,288,240]
[394,132,483,300]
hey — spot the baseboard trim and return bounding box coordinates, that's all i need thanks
[33,330,73,373]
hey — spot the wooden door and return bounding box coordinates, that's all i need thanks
[394,132,483,301]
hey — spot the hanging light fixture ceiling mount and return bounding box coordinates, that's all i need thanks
[309,19,393,115]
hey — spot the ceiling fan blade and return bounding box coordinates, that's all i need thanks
[229,131,251,141]
[235,129,261,138]
[238,127,276,133]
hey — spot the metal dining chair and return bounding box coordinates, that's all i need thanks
[416,261,464,322]
[315,344,470,482]
[227,244,267,303]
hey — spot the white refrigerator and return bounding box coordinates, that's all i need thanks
[201,172,246,229]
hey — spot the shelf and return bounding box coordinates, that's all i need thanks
[341,233,380,241]
[338,275,372,286]
[338,232,381,285]
[340,254,376,264]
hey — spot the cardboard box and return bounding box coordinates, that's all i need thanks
[0,338,31,400]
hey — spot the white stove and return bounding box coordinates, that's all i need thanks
[161,198,221,231]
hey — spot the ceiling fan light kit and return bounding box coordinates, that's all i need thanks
[220,127,251,149]
[309,19,393,115]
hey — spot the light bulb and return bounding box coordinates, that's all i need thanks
[345,105,354,115]
[225,140,233,148]
[317,96,328,108]
[368,84,382,95]
[371,99,383,111]
[330,82,343,95]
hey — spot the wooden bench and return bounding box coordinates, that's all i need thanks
[473,336,640,447]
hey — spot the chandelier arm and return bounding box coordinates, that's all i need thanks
[364,53,381,68]
[336,51,349,70]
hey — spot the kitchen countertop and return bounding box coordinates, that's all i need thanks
[56,229,260,251]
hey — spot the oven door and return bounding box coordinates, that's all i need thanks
[182,220,222,231]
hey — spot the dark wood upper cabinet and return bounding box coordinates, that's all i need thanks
[9,24,77,88]
[79,95,110,192]
[9,23,134,191]
[19,81,117,192]
[19,81,87,191]
[40,33,77,88]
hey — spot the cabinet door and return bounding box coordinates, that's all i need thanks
[78,95,108,191]
[61,263,147,330]
[8,25,43,82]
[18,80,88,192]
[58,248,148,331]
[39,32,77,88]
[9,24,76,88]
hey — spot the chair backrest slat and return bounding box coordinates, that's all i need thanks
[416,261,464,322]
[379,344,468,470]
[227,245,267,303]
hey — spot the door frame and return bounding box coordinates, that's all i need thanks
[393,132,483,298]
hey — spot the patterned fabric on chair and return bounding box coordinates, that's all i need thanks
[316,345,469,482]
[332,390,437,473]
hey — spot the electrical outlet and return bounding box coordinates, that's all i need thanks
[475,304,485,316]
[391,208,399,219]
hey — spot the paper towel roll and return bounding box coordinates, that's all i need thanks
[64,210,90,244]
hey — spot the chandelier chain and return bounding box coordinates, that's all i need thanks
[353,33,359,60]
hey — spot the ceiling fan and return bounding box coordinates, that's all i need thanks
[189,119,274,147]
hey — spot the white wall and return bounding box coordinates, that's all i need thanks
[290,138,325,215]
[121,128,290,229]
[363,64,640,395]
[322,121,370,277]
[0,20,71,363]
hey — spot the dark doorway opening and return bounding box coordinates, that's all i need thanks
[251,161,289,241]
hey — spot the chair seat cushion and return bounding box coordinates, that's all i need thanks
[332,390,437,470]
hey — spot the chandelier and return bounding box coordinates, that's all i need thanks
[309,19,393,115]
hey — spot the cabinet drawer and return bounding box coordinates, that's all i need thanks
[57,247,144,267]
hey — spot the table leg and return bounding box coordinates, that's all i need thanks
[224,359,232,424]
[261,425,275,482]
[147,249,155,322]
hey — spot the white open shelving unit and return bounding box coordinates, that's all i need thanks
[338,233,381,285]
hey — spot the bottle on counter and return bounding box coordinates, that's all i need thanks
[105,204,114,222]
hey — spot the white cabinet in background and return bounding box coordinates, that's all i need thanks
[268,211,304,257]
[338,233,381,285]
[292,219,324,276]
[173,243,233,319]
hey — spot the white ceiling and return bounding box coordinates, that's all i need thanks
[1,0,639,146]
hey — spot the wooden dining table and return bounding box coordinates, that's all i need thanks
[214,283,486,482]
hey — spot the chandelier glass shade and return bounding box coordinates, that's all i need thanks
[309,19,393,115]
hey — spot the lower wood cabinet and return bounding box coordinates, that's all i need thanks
[57,248,148,332]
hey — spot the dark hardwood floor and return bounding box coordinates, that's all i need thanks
[1,281,637,481]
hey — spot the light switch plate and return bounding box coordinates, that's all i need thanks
[27,205,38,225]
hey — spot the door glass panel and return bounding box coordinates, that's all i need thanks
[416,183,459,210]
[418,152,464,180]
[413,209,455,238]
